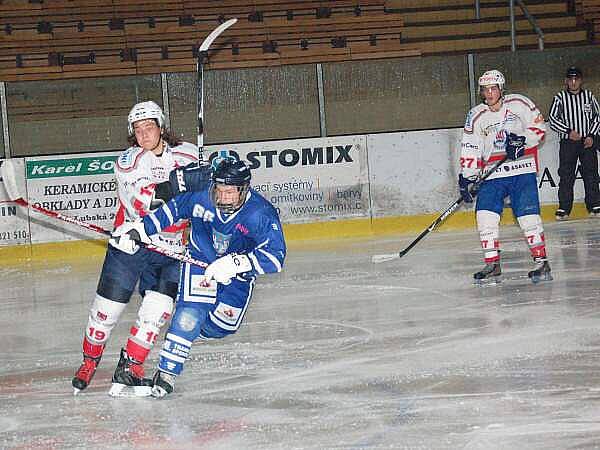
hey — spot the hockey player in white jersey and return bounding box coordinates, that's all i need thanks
[113,157,286,397]
[71,101,210,396]
[458,70,552,284]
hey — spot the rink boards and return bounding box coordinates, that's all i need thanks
[0,127,590,257]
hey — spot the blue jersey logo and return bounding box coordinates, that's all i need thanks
[212,229,232,256]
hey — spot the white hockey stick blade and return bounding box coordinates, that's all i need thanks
[199,18,238,52]
[0,158,24,201]
[371,253,400,264]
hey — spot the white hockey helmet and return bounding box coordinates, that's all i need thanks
[127,101,165,136]
[478,70,505,91]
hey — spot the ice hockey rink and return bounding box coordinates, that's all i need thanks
[2,218,600,450]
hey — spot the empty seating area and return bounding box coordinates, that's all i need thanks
[387,0,590,54]
[0,0,592,81]
[574,0,600,41]
[0,0,420,81]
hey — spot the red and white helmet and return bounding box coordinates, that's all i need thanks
[478,70,505,91]
[127,101,165,136]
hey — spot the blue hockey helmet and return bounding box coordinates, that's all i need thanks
[211,158,251,213]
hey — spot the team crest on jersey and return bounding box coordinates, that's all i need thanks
[493,129,508,150]
[212,229,232,256]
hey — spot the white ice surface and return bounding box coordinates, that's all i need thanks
[2,219,600,449]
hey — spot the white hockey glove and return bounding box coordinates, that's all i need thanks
[204,253,253,285]
[109,220,151,255]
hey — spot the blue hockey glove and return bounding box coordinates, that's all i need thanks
[153,163,213,205]
[505,133,526,160]
[458,174,479,203]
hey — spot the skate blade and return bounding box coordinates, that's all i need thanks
[529,273,553,284]
[73,388,82,396]
[474,276,502,286]
[151,386,169,399]
[108,383,152,398]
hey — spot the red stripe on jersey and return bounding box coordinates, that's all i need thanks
[172,151,198,167]
[504,96,536,111]
[528,126,545,137]
[113,203,126,227]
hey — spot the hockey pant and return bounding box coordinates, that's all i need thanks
[475,173,546,262]
[157,260,255,376]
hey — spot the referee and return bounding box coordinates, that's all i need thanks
[548,66,600,220]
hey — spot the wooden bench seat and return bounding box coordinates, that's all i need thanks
[416,27,588,54]
[399,3,568,25]
[0,0,384,25]
[401,15,577,40]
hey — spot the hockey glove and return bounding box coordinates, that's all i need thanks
[505,133,526,160]
[204,253,253,285]
[109,220,151,255]
[151,163,213,209]
[458,174,479,203]
[169,163,213,196]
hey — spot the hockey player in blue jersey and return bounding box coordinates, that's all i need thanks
[112,158,286,397]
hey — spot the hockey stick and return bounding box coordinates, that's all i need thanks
[372,156,508,263]
[197,18,238,161]
[0,159,207,268]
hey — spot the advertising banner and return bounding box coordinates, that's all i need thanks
[0,158,30,246]
[204,135,369,224]
[25,153,120,244]
[0,128,592,248]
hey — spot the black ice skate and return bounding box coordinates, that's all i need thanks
[528,257,553,284]
[473,262,501,285]
[151,370,175,399]
[72,354,102,395]
[108,348,153,397]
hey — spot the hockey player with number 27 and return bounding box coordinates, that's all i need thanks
[71,101,208,397]
[458,70,552,284]
[113,157,286,397]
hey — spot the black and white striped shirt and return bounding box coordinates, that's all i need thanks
[548,89,600,140]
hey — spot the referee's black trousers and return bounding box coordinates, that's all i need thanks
[557,139,600,213]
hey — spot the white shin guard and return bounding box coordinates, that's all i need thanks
[476,210,501,261]
[517,214,546,254]
[130,290,174,351]
[86,294,127,345]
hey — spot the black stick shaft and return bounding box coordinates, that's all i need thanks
[397,156,508,258]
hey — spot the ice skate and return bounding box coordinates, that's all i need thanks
[528,257,553,284]
[555,209,569,221]
[590,207,600,218]
[473,262,501,285]
[151,370,175,399]
[72,354,101,395]
[108,348,153,397]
